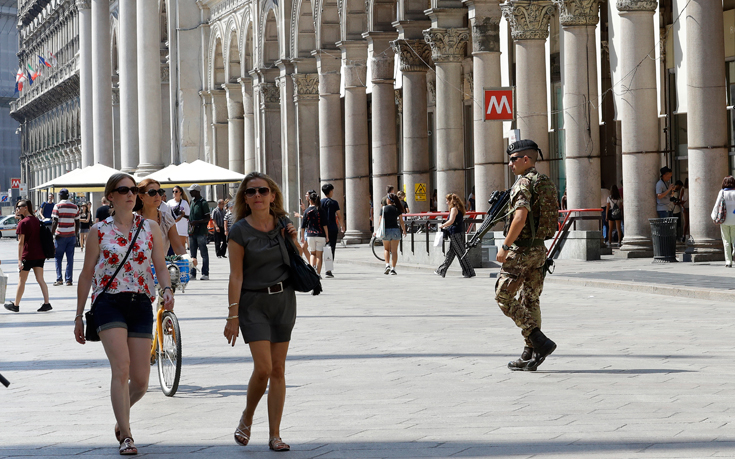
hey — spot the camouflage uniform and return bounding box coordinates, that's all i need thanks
[495,167,548,346]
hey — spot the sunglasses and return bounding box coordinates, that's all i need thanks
[173,189,180,194]
[509,155,527,163]
[16,204,26,209]
[245,187,271,197]
[113,186,139,195]
[142,189,166,197]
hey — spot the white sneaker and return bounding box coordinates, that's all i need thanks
[384,266,391,275]
[390,269,397,275]
[200,275,209,280]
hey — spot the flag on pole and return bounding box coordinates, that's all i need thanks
[26,63,39,83]
[15,69,26,93]
[39,55,52,68]
[48,51,57,67]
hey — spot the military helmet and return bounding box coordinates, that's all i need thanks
[507,139,544,160]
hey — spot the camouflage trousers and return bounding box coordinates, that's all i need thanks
[494,246,546,346]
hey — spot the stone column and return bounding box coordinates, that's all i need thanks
[199,90,212,163]
[313,51,345,207]
[91,0,113,166]
[76,1,93,167]
[118,0,138,172]
[686,0,729,262]
[557,0,601,230]
[424,20,470,211]
[222,83,245,174]
[366,32,398,225]
[276,60,299,213]
[615,0,658,258]
[136,0,163,174]
[464,0,504,211]
[391,38,431,213]
[257,80,283,181]
[291,73,321,199]
[339,41,371,243]
[502,0,555,177]
[112,84,121,169]
[238,77,256,174]
[210,89,229,170]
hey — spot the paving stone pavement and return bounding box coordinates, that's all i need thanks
[1,238,735,458]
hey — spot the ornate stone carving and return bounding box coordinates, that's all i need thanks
[161,64,169,84]
[427,79,436,106]
[391,39,433,73]
[423,28,470,64]
[464,72,473,101]
[75,0,91,9]
[395,89,403,114]
[615,0,657,12]
[554,0,599,26]
[501,1,556,41]
[472,17,501,53]
[291,73,320,100]
[258,83,280,105]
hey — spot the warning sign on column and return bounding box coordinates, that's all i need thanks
[415,183,427,202]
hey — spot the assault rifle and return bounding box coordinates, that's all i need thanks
[461,189,511,260]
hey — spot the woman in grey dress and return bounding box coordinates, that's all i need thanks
[224,171,301,452]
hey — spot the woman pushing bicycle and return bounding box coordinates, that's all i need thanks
[224,172,301,452]
[74,173,174,456]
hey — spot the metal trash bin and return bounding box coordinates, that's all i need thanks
[649,217,678,263]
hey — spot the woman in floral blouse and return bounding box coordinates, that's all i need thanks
[74,173,174,456]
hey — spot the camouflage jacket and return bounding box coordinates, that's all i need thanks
[505,167,558,241]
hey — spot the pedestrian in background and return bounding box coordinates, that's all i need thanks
[397,190,409,214]
[300,191,328,276]
[74,173,174,455]
[212,199,228,258]
[680,178,690,242]
[375,193,406,275]
[187,184,211,280]
[600,181,610,244]
[435,193,475,278]
[656,166,676,218]
[95,197,111,223]
[37,193,54,225]
[4,199,51,313]
[321,183,345,278]
[606,185,623,248]
[79,203,91,250]
[225,171,300,452]
[167,185,190,251]
[51,188,79,286]
[713,175,735,267]
[135,178,186,255]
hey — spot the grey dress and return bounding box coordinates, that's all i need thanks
[228,217,296,343]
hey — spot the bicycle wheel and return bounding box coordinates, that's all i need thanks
[157,311,182,397]
[370,236,385,262]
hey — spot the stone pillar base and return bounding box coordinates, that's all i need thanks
[343,231,369,244]
[617,236,653,259]
[683,240,725,263]
[550,230,601,261]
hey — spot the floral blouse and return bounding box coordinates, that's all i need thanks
[91,214,156,304]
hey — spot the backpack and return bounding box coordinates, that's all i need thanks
[39,222,55,259]
[529,173,559,240]
[712,191,727,225]
[609,199,622,220]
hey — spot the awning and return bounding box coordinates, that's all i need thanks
[144,160,246,186]
[33,164,139,193]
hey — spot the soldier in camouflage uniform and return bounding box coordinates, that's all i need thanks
[495,139,557,372]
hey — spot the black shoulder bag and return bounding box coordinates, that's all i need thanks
[85,219,145,342]
[278,217,322,296]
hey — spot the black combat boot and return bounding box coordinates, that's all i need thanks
[524,328,557,371]
[507,346,533,371]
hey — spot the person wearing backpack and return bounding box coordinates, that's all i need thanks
[495,139,558,372]
[4,199,52,313]
[606,185,624,247]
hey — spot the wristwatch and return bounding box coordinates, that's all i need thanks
[502,244,511,251]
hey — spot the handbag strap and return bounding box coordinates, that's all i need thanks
[96,218,145,301]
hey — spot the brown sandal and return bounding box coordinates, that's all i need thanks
[119,437,137,455]
[269,437,290,452]
[234,413,251,446]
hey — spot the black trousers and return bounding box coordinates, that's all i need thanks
[327,228,338,259]
[214,228,227,257]
[437,232,475,277]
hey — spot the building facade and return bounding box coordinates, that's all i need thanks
[0,0,21,193]
[10,0,735,260]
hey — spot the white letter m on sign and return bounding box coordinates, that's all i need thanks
[487,95,511,115]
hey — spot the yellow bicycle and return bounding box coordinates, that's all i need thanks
[150,257,189,396]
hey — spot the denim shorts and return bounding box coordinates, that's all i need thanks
[383,228,402,241]
[93,292,154,339]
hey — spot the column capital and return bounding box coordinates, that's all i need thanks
[422,28,470,64]
[222,83,244,120]
[471,16,501,53]
[501,0,555,41]
[616,0,657,12]
[258,82,280,108]
[391,39,432,73]
[237,77,254,99]
[291,73,320,101]
[554,0,599,27]
[75,0,91,10]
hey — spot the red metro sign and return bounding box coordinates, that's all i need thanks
[484,87,515,121]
